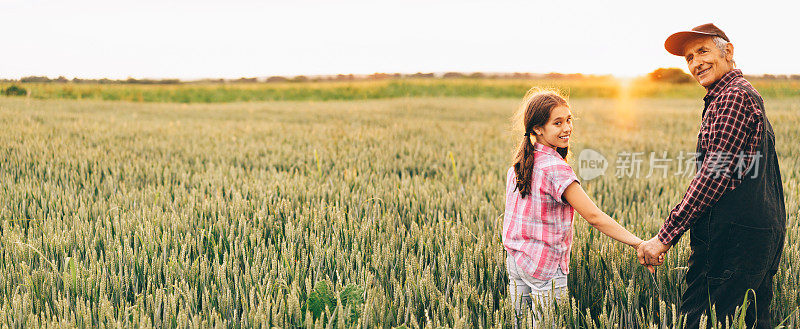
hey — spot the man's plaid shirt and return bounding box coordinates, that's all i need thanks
[658,69,764,245]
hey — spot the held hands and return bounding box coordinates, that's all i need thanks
[635,237,670,273]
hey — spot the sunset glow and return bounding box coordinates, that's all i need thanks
[2,0,798,80]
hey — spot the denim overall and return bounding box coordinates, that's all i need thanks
[680,87,786,328]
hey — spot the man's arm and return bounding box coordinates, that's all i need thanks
[657,89,761,246]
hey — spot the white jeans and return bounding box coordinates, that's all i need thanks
[506,254,568,328]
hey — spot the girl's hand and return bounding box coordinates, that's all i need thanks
[634,240,663,273]
[632,239,645,250]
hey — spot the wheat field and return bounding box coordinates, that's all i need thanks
[0,95,798,328]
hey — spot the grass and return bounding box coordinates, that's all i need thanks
[3,77,798,103]
[0,95,798,327]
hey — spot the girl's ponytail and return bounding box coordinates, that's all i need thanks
[511,89,569,198]
[514,132,537,197]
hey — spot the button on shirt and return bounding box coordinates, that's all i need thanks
[503,142,580,280]
[658,69,764,245]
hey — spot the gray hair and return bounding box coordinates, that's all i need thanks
[712,36,735,67]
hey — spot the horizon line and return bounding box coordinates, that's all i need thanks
[4,69,800,82]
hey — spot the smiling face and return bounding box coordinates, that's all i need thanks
[683,36,734,87]
[532,105,572,150]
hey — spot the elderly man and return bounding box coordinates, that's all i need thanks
[637,23,786,328]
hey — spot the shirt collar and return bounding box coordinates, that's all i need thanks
[705,69,742,99]
[533,142,563,158]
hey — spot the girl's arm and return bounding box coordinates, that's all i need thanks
[563,181,659,273]
[562,182,643,248]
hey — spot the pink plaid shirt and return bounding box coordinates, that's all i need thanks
[503,142,580,280]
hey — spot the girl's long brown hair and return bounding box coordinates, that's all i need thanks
[512,89,569,198]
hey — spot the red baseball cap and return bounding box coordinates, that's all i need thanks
[665,23,730,56]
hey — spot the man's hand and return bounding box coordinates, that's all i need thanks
[637,237,670,271]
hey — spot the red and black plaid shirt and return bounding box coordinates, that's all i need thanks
[658,69,764,245]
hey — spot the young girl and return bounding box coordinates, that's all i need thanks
[502,89,656,325]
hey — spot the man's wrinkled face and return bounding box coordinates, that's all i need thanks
[683,36,734,87]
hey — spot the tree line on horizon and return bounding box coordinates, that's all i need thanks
[2,69,798,86]
[1,72,600,85]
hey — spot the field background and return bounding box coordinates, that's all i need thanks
[0,79,799,328]
[3,78,800,102]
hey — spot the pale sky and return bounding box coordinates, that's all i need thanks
[2,0,798,80]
